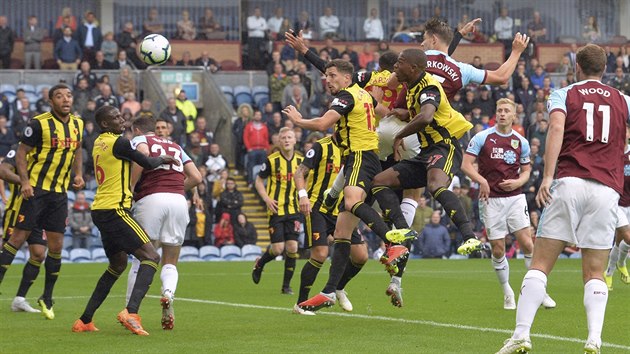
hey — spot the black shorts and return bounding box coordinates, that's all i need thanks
[269,214,302,244]
[393,138,463,190]
[15,188,68,234]
[344,150,382,193]
[3,208,46,246]
[305,210,363,248]
[91,208,150,259]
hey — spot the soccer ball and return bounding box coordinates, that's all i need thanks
[140,34,171,66]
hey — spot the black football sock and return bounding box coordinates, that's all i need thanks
[0,242,18,283]
[336,258,364,290]
[372,186,409,229]
[80,267,121,324]
[433,187,475,240]
[351,201,390,243]
[42,252,62,305]
[394,240,413,278]
[127,260,158,314]
[283,251,298,289]
[16,258,42,297]
[322,240,351,294]
[298,258,323,303]
[257,246,276,268]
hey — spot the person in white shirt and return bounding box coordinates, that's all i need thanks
[319,7,339,39]
[494,7,514,57]
[247,7,268,70]
[267,7,284,38]
[363,8,384,41]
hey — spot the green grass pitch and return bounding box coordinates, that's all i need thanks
[1,258,629,353]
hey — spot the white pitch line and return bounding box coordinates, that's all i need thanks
[147,295,630,351]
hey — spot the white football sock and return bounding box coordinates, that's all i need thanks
[400,198,418,228]
[584,279,608,347]
[161,263,179,297]
[492,255,513,295]
[390,275,402,286]
[513,269,547,340]
[329,166,344,198]
[523,254,532,269]
[126,256,140,304]
[606,245,620,276]
[618,240,630,266]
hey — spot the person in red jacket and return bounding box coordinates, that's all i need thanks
[243,109,269,187]
[213,213,235,248]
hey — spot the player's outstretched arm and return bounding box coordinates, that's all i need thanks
[485,32,530,85]
[113,137,179,170]
[449,18,482,55]
[536,111,565,208]
[283,105,341,132]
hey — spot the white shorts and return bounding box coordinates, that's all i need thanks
[132,193,190,246]
[376,115,421,161]
[537,177,619,249]
[616,205,630,229]
[480,194,530,240]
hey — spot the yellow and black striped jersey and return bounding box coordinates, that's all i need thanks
[259,150,303,216]
[1,146,23,234]
[330,83,379,155]
[356,69,402,110]
[302,136,343,216]
[21,111,83,193]
[406,72,472,148]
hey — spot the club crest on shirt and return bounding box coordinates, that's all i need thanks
[511,139,519,149]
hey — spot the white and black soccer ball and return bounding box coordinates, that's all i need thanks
[140,34,171,66]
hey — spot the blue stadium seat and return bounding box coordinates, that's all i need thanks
[67,190,76,203]
[220,245,241,261]
[251,85,269,98]
[63,235,73,251]
[17,84,36,95]
[241,244,262,261]
[179,246,201,262]
[0,84,16,94]
[35,84,51,94]
[569,252,582,259]
[25,92,38,103]
[70,248,92,263]
[91,247,108,263]
[14,250,27,264]
[83,190,95,203]
[199,245,221,261]
[234,85,253,107]
[61,249,70,262]
[3,92,16,103]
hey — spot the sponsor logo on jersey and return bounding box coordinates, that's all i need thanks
[331,98,348,108]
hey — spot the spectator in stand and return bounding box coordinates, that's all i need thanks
[529,65,546,90]
[492,82,511,102]
[100,32,117,64]
[185,130,207,166]
[266,51,284,75]
[36,87,51,114]
[0,115,16,157]
[512,63,527,90]
[205,143,227,186]
[516,77,536,113]
[582,15,600,43]
[77,11,102,63]
[176,9,196,41]
[195,51,219,72]
[613,56,628,73]
[176,89,197,133]
[198,8,223,40]
[159,97,186,143]
[191,116,213,152]
[277,18,292,41]
[176,51,194,66]
[286,86,310,119]
[294,11,314,39]
[320,38,340,60]
[391,10,408,41]
[81,100,97,127]
[605,46,617,73]
[233,103,251,174]
[218,178,243,224]
[319,7,340,39]
[243,110,269,187]
[233,213,257,248]
[23,15,46,70]
[267,112,283,140]
[477,86,496,117]
[341,45,360,69]
[117,66,136,97]
[494,7,513,57]
[462,90,476,115]
[74,61,98,89]
[142,8,164,37]
[267,7,284,40]
[556,56,571,75]
[72,78,93,114]
[52,16,73,44]
[93,50,113,69]
[471,56,484,69]
[269,63,289,112]
[12,98,33,137]
[541,76,555,100]
[69,191,94,249]
[55,27,82,71]
[112,49,135,70]
[407,7,425,33]
[358,43,375,70]
[212,168,229,203]
[281,74,307,109]
[530,117,548,154]
[246,7,268,70]
[607,67,630,94]
[364,8,384,41]
[411,196,434,256]
[527,11,547,44]
[120,92,141,116]
[55,7,78,31]
[116,22,142,68]
[136,99,154,119]
[94,84,119,109]
[420,211,452,258]
[261,102,275,125]
[620,45,629,68]
[213,213,235,248]
[565,43,578,72]
[365,51,380,72]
